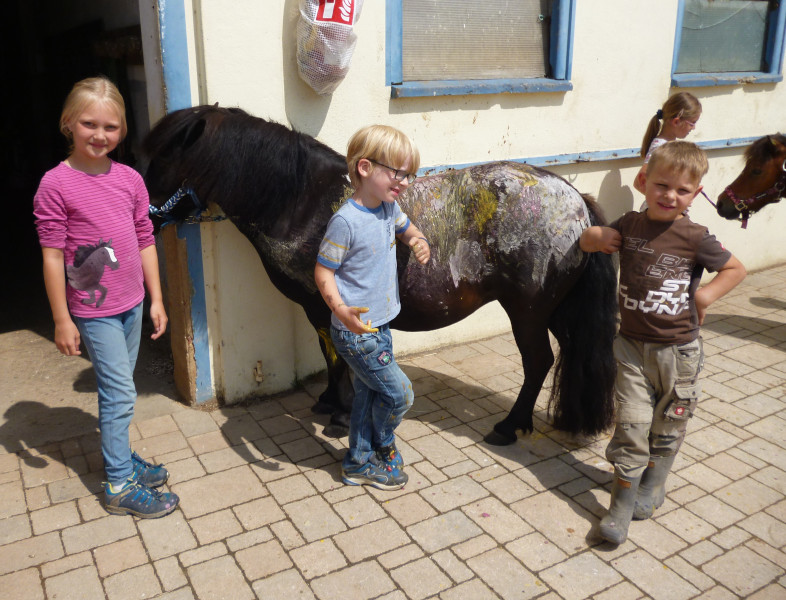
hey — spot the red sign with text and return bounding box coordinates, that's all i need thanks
[316,0,356,25]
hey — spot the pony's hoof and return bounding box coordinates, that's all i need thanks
[311,400,335,415]
[483,429,517,446]
[322,423,349,439]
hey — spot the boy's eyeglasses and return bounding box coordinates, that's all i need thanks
[368,159,417,184]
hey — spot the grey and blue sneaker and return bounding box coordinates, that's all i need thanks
[131,451,169,488]
[342,453,408,490]
[104,479,179,518]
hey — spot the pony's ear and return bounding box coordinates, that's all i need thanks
[770,134,786,152]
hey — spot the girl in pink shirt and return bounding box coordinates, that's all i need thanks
[34,77,178,518]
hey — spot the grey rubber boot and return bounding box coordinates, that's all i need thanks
[633,454,676,520]
[599,476,641,545]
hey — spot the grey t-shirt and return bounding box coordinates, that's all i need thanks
[317,199,410,330]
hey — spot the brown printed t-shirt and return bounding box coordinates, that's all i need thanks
[609,211,731,345]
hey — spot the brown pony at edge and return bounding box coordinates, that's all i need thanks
[717,134,786,222]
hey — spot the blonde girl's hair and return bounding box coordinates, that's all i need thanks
[640,92,702,158]
[647,141,709,184]
[346,124,420,189]
[59,76,128,143]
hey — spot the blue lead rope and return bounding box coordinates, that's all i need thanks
[149,185,198,217]
[149,184,225,227]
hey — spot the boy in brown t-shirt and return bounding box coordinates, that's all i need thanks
[580,141,746,545]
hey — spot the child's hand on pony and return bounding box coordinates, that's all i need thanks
[410,237,431,265]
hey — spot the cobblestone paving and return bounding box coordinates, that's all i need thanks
[1,265,785,599]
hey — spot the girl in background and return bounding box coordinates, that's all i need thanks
[633,92,702,194]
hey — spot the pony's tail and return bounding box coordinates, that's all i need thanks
[547,194,617,436]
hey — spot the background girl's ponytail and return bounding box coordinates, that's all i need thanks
[640,113,663,158]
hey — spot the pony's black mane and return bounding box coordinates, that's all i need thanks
[142,106,348,236]
[745,133,786,164]
[73,239,111,268]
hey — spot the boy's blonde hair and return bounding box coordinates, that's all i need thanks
[647,141,709,184]
[346,125,420,189]
[59,76,128,142]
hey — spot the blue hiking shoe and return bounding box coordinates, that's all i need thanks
[131,451,169,488]
[342,453,408,490]
[104,479,179,519]
[376,443,404,471]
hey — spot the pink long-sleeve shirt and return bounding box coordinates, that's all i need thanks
[33,161,155,318]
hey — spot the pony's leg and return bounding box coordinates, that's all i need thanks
[312,327,353,438]
[322,368,353,438]
[484,315,554,445]
[95,284,108,309]
[82,290,97,305]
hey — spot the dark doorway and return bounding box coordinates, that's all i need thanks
[0,1,146,334]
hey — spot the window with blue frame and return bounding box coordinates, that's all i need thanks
[386,0,575,98]
[672,0,786,86]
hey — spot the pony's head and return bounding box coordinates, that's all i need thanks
[717,134,786,221]
[72,238,113,268]
[140,105,223,229]
[140,104,350,236]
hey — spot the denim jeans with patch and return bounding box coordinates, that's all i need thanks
[331,324,414,468]
[74,302,142,485]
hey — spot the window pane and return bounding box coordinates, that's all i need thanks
[402,0,550,81]
[676,0,770,73]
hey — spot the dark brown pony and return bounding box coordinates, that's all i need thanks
[140,105,617,445]
[717,134,786,224]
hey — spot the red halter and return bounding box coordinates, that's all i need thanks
[723,158,786,229]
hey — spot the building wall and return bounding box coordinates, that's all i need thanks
[181,0,786,401]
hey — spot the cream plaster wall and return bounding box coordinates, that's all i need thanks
[188,0,786,400]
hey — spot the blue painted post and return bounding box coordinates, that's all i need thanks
[158,1,215,404]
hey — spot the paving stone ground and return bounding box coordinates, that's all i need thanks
[1,264,785,599]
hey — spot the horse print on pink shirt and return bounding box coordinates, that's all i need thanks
[67,239,119,308]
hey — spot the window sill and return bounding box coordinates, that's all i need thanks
[417,136,758,174]
[390,78,573,99]
[672,72,783,87]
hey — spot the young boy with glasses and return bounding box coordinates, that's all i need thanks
[314,124,430,490]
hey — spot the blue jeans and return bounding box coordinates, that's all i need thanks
[75,302,142,485]
[331,324,414,468]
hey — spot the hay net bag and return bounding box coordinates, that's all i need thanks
[297,0,364,95]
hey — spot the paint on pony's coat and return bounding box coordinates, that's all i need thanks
[400,162,589,290]
[260,184,374,290]
[254,232,320,292]
[448,239,488,287]
[251,163,577,295]
[66,239,119,308]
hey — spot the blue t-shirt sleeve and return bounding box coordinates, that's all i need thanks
[317,215,351,269]
[393,202,410,235]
